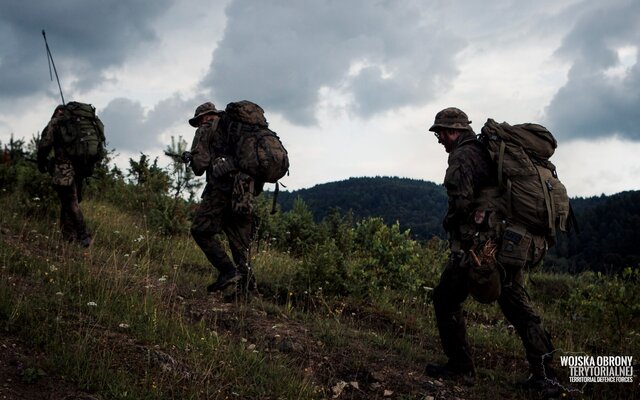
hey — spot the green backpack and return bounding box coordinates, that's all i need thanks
[225,101,289,183]
[478,119,575,246]
[59,101,106,170]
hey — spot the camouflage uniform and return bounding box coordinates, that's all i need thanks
[428,108,554,381]
[37,107,92,246]
[188,103,258,293]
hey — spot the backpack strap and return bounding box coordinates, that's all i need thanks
[536,165,556,238]
[497,141,506,188]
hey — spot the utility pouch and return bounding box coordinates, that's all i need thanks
[497,224,532,269]
[468,239,503,304]
[232,172,255,215]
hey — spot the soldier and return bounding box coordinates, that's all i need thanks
[183,102,258,295]
[37,104,97,247]
[425,107,560,396]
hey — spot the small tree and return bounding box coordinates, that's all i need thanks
[164,136,203,202]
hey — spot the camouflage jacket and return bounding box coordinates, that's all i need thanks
[443,131,497,250]
[189,117,235,193]
[37,116,78,187]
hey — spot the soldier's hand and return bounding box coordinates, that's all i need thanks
[37,155,48,173]
[181,151,193,163]
[211,157,236,177]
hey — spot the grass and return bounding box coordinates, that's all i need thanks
[1,191,639,399]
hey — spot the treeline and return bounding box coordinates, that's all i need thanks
[549,191,640,274]
[275,177,640,274]
[276,176,447,240]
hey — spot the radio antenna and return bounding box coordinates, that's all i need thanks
[42,30,65,105]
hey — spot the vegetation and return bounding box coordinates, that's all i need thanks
[276,177,448,240]
[0,139,638,399]
[276,177,640,274]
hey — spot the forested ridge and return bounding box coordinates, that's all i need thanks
[277,177,640,273]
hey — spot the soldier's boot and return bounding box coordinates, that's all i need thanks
[80,235,93,248]
[425,362,476,386]
[224,271,258,303]
[207,265,241,293]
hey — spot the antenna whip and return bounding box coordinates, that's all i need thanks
[42,29,65,105]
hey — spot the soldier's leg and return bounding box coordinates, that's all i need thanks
[431,254,474,372]
[55,183,89,244]
[55,185,75,242]
[498,268,554,378]
[72,179,91,246]
[224,211,256,292]
[190,192,240,291]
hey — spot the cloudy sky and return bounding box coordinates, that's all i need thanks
[1,0,639,197]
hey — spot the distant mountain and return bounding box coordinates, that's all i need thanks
[276,176,447,240]
[274,177,640,273]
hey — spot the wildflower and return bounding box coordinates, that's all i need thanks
[49,265,58,272]
[55,292,63,296]
[134,235,144,243]
[124,254,129,257]
[118,323,130,329]
[113,230,120,234]
[158,275,168,282]
[87,301,98,307]
[33,197,40,201]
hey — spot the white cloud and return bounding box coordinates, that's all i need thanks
[1,0,639,198]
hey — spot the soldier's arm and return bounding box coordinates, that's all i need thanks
[189,126,212,176]
[36,121,56,171]
[443,156,477,229]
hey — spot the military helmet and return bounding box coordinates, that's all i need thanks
[429,107,472,132]
[189,102,223,127]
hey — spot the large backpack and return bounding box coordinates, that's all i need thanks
[59,101,106,171]
[478,119,575,246]
[225,101,289,183]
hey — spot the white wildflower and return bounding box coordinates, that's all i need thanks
[86,301,98,307]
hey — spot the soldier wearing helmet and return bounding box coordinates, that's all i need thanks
[184,102,257,296]
[425,107,559,397]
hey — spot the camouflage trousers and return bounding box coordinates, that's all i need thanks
[54,179,90,243]
[191,187,254,278]
[432,254,554,377]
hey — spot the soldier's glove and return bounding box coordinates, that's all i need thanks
[37,155,48,173]
[181,151,193,164]
[211,157,237,177]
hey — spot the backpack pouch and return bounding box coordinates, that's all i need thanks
[497,224,532,269]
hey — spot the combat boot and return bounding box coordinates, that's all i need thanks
[425,362,476,386]
[207,268,241,293]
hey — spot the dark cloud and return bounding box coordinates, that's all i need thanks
[99,94,194,153]
[203,0,465,125]
[0,0,171,100]
[545,0,640,140]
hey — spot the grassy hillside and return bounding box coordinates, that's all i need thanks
[1,189,638,399]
